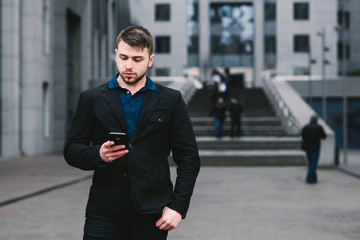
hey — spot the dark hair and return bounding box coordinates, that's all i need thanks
[116,25,153,55]
[310,115,318,124]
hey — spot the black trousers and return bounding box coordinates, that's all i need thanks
[230,116,241,137]
[83,208,168,240]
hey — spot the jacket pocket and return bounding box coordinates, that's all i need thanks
[149,110,170,124]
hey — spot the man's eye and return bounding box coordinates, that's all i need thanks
[133,59,142,62]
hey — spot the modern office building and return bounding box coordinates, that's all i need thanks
[1,0,359,157]
[131,0,340,85]
[0,0,130,157]
[337,0,360,75]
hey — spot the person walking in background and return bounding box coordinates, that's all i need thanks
[229,96,244,137]
[223,66,231,99]
[210,67,222,87]
[63,25,200,239]
[210,97,227,138]
[209,68,222,115]
[218,78,227,101]
[301,115,327,184]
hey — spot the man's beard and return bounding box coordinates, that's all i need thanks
[120,68,148,85]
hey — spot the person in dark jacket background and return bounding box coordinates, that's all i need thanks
[229,96,244,137]
[210,97,227,138]
[301,115,327,184]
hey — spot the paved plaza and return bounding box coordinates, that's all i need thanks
[0,153,359,240]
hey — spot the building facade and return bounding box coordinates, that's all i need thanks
[131,0,343,85]
[0,0,130,157]
[337,0,360,75]
[276,0,338,77]
[1,0,359,157]
[129,0,188,77]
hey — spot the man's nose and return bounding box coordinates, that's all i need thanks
[124,59,134,69]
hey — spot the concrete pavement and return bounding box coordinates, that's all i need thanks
[0,152,360,239]
[0,155,91,206]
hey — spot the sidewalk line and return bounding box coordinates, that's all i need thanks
[337,167,360,180]
[0,174,92,208]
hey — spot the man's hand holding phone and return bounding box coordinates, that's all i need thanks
[100,132,130,163]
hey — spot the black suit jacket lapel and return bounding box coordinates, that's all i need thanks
[132,89,160,140]
[102,85,130,135]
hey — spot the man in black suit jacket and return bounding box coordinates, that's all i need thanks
[63,25,200,240]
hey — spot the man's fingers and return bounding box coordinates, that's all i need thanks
[100,141,128,162]
[155,208,181,231]
[156,220,176,231]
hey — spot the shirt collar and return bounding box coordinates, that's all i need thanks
[109,73,156,92]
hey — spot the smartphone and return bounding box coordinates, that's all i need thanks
[108,132,130,149]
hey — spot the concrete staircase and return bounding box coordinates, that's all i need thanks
[187,87,306,166]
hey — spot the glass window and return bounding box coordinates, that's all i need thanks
[265,35,276,53]
[155,4,170,21]
[338,41,351,60]
[344,11,350,29]
[294,35,309,53]
[188,36,199,54]
[338,10,350,29]
[264,2,276,21]
[189,2,199,21]
[42,82,50,137]
[42,0,50,54]
[155,36,171,53]
[155,68,170,76]
[294,2,309,20]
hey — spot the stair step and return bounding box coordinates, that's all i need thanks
[191,117,282,126]
[184,87,303,166]
[196,136,301,150]
[193,125,287,136]
[198,150,306,166]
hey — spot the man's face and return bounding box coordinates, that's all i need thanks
[115,41,154,86]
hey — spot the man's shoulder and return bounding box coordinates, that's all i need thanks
[81,82,110,95]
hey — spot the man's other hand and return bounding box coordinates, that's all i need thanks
[156,206,182,231]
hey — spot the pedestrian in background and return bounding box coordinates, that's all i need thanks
[64,25,200,239]
[229,96,244,137]
[210,67,222,87]
[301,115,327,184]
[209,67,222,115]
[210,97,227,138]
[223,66,231,100]
[218,78,227,101]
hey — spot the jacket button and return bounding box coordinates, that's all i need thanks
[158,118,163,123]
[128,144,133,149]
[123,173,128,177]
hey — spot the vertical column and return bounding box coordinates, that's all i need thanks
[1,0,21,156]
[254,0,264,87]
[53,0,67,151]
[0,0,2,156]
[82,0,92,90]
[108,0,114,75]
[198,0,209,82]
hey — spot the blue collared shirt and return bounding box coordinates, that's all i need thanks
[109,73,156,208]
[109,73,156,138]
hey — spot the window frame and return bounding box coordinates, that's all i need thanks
[294,2,309,20]
[155,36,171,54]
[294,35,309,53]
[155,3,171,21]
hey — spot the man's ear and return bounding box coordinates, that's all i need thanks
[148,54,155,67]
